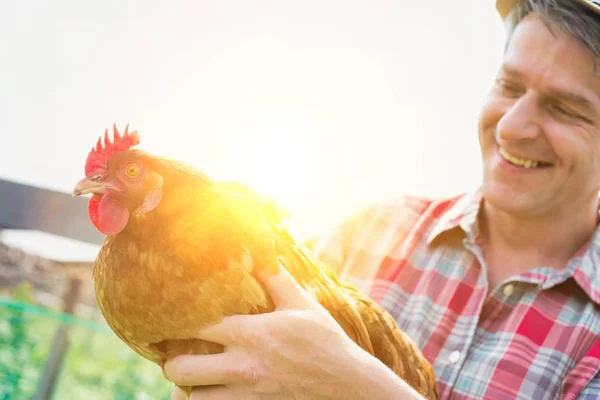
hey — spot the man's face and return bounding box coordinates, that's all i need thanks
[478,13,600,218]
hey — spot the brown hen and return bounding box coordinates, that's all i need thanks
[73,125,439,399]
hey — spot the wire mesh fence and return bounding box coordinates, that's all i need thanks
[0,296,173,400]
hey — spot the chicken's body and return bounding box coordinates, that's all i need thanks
[77,127,439,399]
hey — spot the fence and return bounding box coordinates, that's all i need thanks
[0,296,173,400]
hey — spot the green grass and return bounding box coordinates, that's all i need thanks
[0,296,174,400]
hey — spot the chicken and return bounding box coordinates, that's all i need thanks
[72,125,439,399]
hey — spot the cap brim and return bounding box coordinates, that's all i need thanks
[496,0,600,20]
[495,0,517,19]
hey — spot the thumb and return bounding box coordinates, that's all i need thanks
[258,264,316,310]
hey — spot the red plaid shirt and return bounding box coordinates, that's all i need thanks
[312,190,600,399]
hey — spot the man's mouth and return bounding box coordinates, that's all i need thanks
[498,147,553,168]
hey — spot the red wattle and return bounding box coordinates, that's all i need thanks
[88,193,130,235]
[88,195,101,231]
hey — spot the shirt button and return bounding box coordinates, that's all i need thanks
[503,284,515,297]
[448,350,460,364]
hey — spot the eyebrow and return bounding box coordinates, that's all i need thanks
[500,65,595,112]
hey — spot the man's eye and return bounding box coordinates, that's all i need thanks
[550,103,569,115]
[495,78,522,97]
[548,102,582,120]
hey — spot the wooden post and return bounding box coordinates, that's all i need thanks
[33,278,82,400]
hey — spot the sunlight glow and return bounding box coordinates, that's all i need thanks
[1,1,508,258]
[222,124,315,208]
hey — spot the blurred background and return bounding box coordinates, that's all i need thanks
[0,1,506,398]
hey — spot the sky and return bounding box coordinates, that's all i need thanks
[0,1,507,261]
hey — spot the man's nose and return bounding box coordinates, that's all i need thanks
[496,93,542,142]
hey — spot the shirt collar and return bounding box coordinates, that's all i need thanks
[426,188,482,245]
[568,227,600,304]
[425,188,600,304]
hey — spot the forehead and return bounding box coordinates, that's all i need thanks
[505,13,600,100]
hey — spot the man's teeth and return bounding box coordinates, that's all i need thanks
[499,148,540,168]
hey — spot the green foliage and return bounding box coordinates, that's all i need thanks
[0,296,174,400]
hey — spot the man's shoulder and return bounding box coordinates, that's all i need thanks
[308,191,474,256]
[352,192,469,231]
[310,191,473,281]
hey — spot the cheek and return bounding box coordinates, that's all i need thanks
[478,95,506,144]
[545,124,596,169]
[577,134,600,181]
[115,171,134,189]
[114,172,144,198]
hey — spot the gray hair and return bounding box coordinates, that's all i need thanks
[505,0,600,65]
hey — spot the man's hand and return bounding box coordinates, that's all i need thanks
[163,265,424,400]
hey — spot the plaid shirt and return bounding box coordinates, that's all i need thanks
[312,190,600,399]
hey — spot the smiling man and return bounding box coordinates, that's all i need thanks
[477,0,600,290]
[163,1,600,399]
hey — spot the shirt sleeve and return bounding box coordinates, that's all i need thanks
[305,197,421,282]
[304,205,372,276]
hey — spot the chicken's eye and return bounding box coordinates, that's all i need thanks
[124,163,141,178]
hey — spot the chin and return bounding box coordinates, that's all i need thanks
[481,180,544,217]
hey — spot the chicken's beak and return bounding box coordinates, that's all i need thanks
[72,177,109,197]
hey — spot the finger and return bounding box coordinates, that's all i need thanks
[164,352,249,387]
[190,385,237,400]
[257,264,316,309]
[170,386,187,400]
[194,314,257,346]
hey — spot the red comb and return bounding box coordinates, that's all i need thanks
[84,124,140,175]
